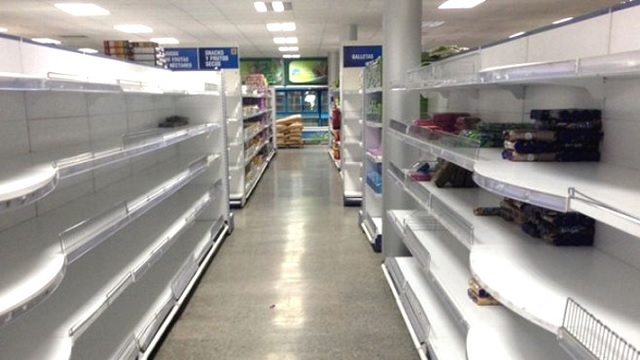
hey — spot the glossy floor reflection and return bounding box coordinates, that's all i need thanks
[154,146,419,360]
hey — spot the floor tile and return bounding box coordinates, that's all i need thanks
[153,146,418,360]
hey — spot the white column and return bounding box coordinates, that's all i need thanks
[382,0,422,256]
[328,51,339,88]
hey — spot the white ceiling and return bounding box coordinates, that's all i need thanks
[0,0,626,57]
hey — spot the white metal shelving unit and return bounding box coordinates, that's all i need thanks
[384,6,640,358]
[328,87,341,170]
[340,66,364,206]
[360,58,384,251]
[0,36,231,360]
[226,71,277,208]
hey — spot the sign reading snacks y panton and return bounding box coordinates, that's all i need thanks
[343,45,382,68]
[165,47,239,71]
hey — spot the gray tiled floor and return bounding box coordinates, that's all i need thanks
[154,146,418,360]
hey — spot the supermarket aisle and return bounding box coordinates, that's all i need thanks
[154,146,418,360]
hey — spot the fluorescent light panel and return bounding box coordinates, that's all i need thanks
[278,46,299,52]
[254,1,267,12]
[32,38,61,45]
[438,0,486,9]
[54,3,110,16]
[283,54,300,59]
[273,37,298,44]
[267,22,296,32]
[553,17,574,25]
[509,31,526,38]
[78,48,98,53]
[254,1,291,12]
[272,1,285,12]
[151,37,179,44]
[0,27,7,32]
[114,24,153,33]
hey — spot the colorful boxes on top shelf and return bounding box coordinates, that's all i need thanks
[103,41,167,68]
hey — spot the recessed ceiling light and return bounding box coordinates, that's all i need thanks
[438,0,486,9]
[278,46,299,52]
[273,37,298,45]
[32,38,61,45]
[0,27,7,32]
[553,17,574,25]
[254,1,267,12]
[114,24,153,34]
[422,21,445,28]
[283,54,300,59]
[54,3,110,16]
[267,22,296,32]
[78,48,99,54]
[509,31,526,39]
[150,37,180,45]
[272,1,285,12]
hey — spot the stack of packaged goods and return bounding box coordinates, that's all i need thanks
[129,42,167,68]
[364,57,382,89]
[468,278,500,306]
[412,112,471,133]
[244,74,269,95]
[103,40,130,60]
[275,114,303,148]
[330,106,341,159]
[461,122,535,148]
[367,99,382,123]
[502,108,603,162]
[286,122,303,148]
[102,41,167,68]
[474,199,596,246]
[276,123,287,147]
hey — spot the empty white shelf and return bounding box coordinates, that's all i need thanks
[243,107,272,121]
[0,154,219,326]
[406,49,640,94]
[0,72,122,93]
[388,210,572,360]
[399,176,640,348]
[365,150,383,164]
[327,150,341,170]
[244,149,276,197]
[71,220,217,360]
[0,184,219,360]
[387,257,467,360]
[0,123,218,213]
[388,123,487,172]
[474,159,640,237]
[361,211,382,246]
[471,241,640,346]
[241,92,270,98]
[365,120,383,128]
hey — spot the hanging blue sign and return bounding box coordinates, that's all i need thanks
[343,45,382,67]
[198,47,239,70]
[165,48,199,71]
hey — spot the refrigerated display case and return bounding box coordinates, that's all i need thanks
[275,87,330,144]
